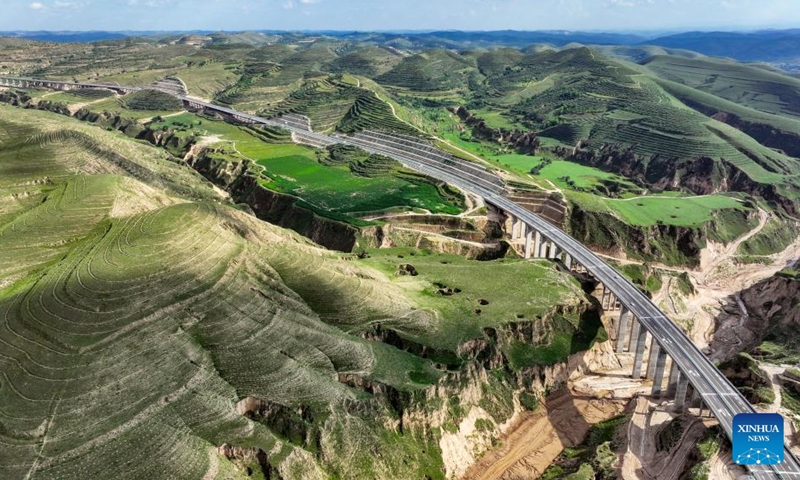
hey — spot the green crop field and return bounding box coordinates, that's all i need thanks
[570,191,748,227]
[147,112,464,219]
[255,143,463,215]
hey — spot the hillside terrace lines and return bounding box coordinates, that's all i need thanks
[48,217,234,333]
[10,206,230,345]
[7,330,234,468]
[264,245,419,328]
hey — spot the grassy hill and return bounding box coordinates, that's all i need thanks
[0,104,596,480]
[643,55,800,119]
[376,49,477,93]
[4,33,799,263]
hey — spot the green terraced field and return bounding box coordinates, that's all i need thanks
[256,76,418,134]
[602,194,747,227]
[254,142,463,215]
[147,112,463,218]
[644,55,800,119]
[377,49,476,92]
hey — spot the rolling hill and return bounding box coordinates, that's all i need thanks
[0,100,599,479]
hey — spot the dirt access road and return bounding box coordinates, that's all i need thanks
[461,388,625,480]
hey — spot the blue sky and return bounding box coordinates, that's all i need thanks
[3,0,800,32]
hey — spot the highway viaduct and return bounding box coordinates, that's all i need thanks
[2,75,798,479]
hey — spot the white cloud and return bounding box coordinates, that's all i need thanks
[29,2,46,10]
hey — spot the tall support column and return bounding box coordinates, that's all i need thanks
[627,314,641,352]
[615,306,631,353]
[548,241,558,259]
[539,238,549,258]
[519,222,527,239]
[631,326,648,378]
[674,375,690,411]
[533,231,542,258]
[600,285,608,309]
[691,388,701,409]
[646,340,661,379]
[524,230,533,259]
[650,346,669,397]
[564,253,572,269]
[666,361,681,398]
[510,215,519,239]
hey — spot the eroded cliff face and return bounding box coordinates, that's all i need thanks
[187,149,364,251]
[374,214,510,260]
[740,273,800,346]
[451,106,541,154]
[568,203,704,266]
[219,297,615,480]
[371,300,614,479]
[422,340,619,478]
[711,271,800,365]
[555,142,798,216]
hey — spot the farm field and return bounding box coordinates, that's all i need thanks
[149,112,464,218]
[435,129,749,229]
[254,143,463,215]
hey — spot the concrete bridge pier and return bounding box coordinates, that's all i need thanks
[533,231,542,258]
[548,241,559,259]
[627,314,641,353]
[615,306,631,353]
[646,340,661,379]
[509,215,520,240]
[524,230,533,258]
[603,289,617,311]
[666,360,680,397]
[539,237,549,258]
[631,325,648,378]
[564,253,572,269]
[650,346,669,397]
[674,374,690,411]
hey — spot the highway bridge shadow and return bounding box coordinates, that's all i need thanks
[545,387,628,470]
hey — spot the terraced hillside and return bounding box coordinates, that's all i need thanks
[643,55,800,119]
[0,104,601,479]
[377,49,477,92]
[257,75,418,134]
[4,32,800,265]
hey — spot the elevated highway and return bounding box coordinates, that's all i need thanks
[2,75,799,479]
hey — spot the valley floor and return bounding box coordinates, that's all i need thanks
[462,388,626,480]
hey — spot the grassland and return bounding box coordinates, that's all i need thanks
[359,248,593,353]
[148,112,464,219]
[436,122,752,229]
[0,104,601,479]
